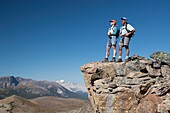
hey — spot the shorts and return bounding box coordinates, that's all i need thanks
[107,36,117,47]
[119,36,131,46]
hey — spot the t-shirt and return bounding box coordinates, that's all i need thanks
[120,24,135,35]
[108,25,118,35]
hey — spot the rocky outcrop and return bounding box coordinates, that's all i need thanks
[151,51,170,66]
[0,103,12,113]
[80,52,170,113]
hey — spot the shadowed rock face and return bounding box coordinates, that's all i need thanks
[0,76,19,88]
[80,52,170,113]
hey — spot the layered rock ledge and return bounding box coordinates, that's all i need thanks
[80,52,170,113]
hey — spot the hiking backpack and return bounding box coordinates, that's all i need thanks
[125,23,134,37]
[113,26,120,38]
[116,28,120,38]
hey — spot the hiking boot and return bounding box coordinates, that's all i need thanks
[117,58,122,62]
[102,58,109,62]
[111,57,116,62]
[125,58,130,62]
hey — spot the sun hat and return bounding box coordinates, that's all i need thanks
[121,17,127,20]
[109,20,116,22]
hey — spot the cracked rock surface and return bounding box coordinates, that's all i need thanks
[80,52,170,113]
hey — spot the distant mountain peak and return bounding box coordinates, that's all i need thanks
[56,80,65,83]
[0,76,19,88]
[56,80,87,93]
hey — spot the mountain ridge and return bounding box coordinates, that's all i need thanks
[0,95,93,113]
[0,76,88,99]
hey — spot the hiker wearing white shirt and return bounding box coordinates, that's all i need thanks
[117,17,136,62]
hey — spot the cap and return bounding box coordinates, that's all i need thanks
[109,20,116,22]
[121,17,127,20]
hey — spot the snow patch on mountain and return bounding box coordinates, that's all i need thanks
[56,80,87,93]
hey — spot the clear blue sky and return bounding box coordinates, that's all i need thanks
[0,0,170,84]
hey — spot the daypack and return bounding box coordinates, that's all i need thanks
[125,23,134,37]
[115,28,120,38]
[112,26,119,38]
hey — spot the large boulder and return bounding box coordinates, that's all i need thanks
[150,51,170,66]
[80,52,170,113]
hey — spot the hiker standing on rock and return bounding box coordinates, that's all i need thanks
[103,20,119,62]
[117,17,136,62]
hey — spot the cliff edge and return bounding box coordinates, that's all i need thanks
[80,52,170,113]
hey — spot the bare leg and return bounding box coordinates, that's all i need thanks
[106,46,111,58]
[112,45,116,57]
[125,46,130,57]
[118,45,123,58]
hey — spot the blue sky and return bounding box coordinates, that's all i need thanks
[0,0,170,84]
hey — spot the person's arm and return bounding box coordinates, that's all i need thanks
[125,24,135,37]
[107,28,112,38]
[126,30,135,37]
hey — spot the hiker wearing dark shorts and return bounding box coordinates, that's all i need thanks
[117,17,135,62]
[103,20,118,62]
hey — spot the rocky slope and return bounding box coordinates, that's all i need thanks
[80,52,170,113]
[0,95,93,113]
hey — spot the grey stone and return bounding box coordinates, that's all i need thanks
[112,77,125,86]
[161,65,170,77]
[153,62,161,68]
[109,87,129,94]
[150,51,170,66]
[126,60,146,72]
[102,89,110,93]
[105,95,115,113]
[102,84,110,89]
[155,84,170,96]
[96,84,102,89]
[113,63,127,76]
[101,78,112,84]
[136,74,149,78]
[119,84,132,88]
[108,83,117,89]
[146,65,161,77]
[125,79,140,85]
[139,77,151,82]
[96,90,102,94]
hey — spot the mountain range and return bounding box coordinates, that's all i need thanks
[0,76,87,100]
